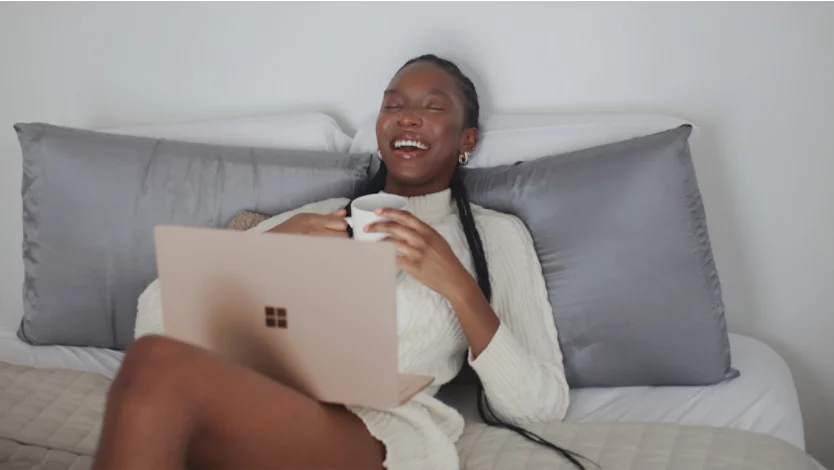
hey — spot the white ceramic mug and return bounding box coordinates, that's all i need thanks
[345,193,408,241]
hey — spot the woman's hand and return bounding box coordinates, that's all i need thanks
[267,209,349,238]
[366,208,474,302]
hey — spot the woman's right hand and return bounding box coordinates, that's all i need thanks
[266,209,349,238]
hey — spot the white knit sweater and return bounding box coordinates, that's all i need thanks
[134,189,570,470]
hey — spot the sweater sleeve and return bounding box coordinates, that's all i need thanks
[467,210,570,425]
[133,198,350,340]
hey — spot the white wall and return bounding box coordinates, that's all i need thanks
[1,2,833,465]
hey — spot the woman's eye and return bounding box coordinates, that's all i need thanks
[383,104,403,111]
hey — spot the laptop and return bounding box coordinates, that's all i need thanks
[153,225,434,409]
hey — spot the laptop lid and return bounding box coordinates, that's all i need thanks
[154,225,401,407]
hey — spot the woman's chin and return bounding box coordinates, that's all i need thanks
[385,159,428,178]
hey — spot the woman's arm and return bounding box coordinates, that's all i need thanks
[367,208,569,425]
[444,272,499,358]
[464,212,570,425]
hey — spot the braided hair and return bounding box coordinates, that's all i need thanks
[347,55,588,469]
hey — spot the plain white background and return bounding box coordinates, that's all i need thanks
[1,2,833,466]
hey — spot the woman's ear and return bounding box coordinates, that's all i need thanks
[461,128,479,153]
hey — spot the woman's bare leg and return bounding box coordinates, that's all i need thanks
[93,335,384,470]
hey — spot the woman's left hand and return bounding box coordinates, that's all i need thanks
[366,208,473,302]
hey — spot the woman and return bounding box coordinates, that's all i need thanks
[95,55,580,470]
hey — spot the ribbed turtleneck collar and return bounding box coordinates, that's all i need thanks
[389,189,455,222]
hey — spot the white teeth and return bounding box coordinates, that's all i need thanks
[394,139,428,150]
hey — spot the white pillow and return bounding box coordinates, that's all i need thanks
[102,113,353,153]
[348,113,697,168]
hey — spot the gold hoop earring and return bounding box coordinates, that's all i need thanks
[458,151,471,166]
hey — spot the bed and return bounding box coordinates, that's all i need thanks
[449,333,804,451]
[0,352,821,470]
[1,112,823,469]
[0,330,806,451]
[0,331,822,469]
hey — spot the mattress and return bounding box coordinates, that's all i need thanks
[566,333,805,449]
[0,361,822,470]
[458,420,822,470]
[0,331,804,450]
[0,332,123,379]
[441,333,805,450]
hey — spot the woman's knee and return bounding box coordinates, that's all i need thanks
[111,335,192,396]
[103,336,198,438]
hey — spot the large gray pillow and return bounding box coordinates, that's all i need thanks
[463,125,738,387]
[15,123,373,350]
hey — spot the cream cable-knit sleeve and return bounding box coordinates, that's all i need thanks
[467,208,571,425]
[133,198,349,340]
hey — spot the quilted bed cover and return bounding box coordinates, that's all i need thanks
[0,362,823,470]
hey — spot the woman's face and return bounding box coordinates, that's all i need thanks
[376,61,477,196]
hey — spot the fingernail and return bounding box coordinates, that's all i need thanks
[364,226,370,232]
[374,209,383,215]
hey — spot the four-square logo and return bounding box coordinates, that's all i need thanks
[264,306,287,329]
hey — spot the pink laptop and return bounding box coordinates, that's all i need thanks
[154,225,433,409]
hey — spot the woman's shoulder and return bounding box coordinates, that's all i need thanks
[468,204,544,296]
[469,204,534,247]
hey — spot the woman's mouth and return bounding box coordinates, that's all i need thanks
[391,138,430,160]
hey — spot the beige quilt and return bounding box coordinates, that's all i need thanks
[0,361,824,470]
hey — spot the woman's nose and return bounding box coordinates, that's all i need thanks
[397,109,422,128]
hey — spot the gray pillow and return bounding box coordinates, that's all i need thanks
[463,125,738,387]
[15,123,373,350]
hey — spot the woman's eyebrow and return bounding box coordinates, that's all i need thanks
[384,88,451,99]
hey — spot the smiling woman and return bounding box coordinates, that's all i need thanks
[100,54,582,470]
[375,58,479,197]
[344,54,586,469]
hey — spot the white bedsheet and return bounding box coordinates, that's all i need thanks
[0,331,123,379]
[0,331,804,450]
[565,333,805,449]
[441,333,805,450]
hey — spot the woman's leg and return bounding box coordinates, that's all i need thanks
[93,335,384,470]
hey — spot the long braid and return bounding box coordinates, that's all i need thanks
[449,170,491,302]
[351,54,589,469]
[450,169,589,469]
